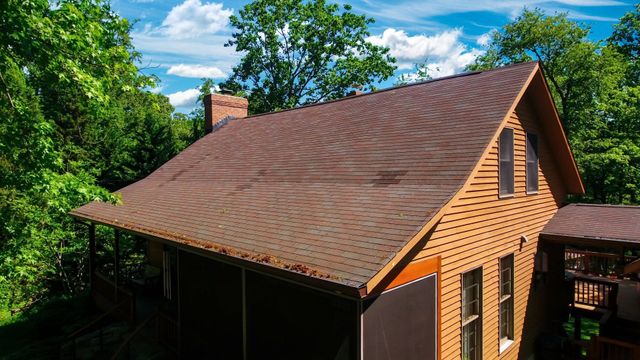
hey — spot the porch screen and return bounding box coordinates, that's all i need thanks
[178,251,243,358]
[245,272,358,360]
[362,273,438,360]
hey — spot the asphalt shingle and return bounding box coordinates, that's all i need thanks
[71,62,538,288]
[542,203,640,244]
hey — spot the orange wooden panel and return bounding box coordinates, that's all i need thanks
[385,256,441,291]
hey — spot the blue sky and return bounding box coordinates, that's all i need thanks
[110,0,636,113]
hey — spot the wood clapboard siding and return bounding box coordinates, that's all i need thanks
[412,95,567,360]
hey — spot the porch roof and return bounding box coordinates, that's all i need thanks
[541,203,640,248]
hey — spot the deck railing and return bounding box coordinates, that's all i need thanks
[572,276,618,311]
[110,309,179,360]
[157,311,179,351]
[588,336,640,360]
[63,300,130,360]
[565,249,634,277]
[93,271,135,324]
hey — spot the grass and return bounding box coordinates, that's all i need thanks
[562,316,600,342]
[0,294,96,359]
[563,317,600,356]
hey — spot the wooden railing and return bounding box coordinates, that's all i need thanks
[624,258,640,275]
[63,300,130,360]
[110,309,160,360]
[565,249,637,277]
[157,311,179,351]
[588,336,640,360]
[93,271,135,324]
[566,249,620,276]
[572,276,618,311]
[110,310,179,360]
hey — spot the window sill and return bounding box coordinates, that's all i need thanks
[526,191,539,195]
[498,194,515,199]
[499,339,514,354]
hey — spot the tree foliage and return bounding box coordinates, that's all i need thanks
[471,8,640,204]
[395,61,438,85]
[225,0,396,113]
[0,0,194,315]
[610,4,640,83]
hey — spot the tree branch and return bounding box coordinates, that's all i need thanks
[0,71,15,109]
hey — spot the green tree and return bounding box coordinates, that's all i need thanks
[395,60,439,85]
[609,4,639,83]
[469,9,610,136]
[225,0,396,113]
[0,56,116,314]
[0,0,195,314]
[185,78,219,143]
[95,90,192,189]
[470,8,639,204]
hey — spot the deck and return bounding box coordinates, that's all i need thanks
[570,272,640,323]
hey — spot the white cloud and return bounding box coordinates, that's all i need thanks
[131,32,239,73]
[167,64,226,78]
[355,0,624,25]
[422,49,485,78]
[148,85,165,94]
[367,28,483,77]
[161,0,233,39]
[476,31,493,47]
[168,88,200,107]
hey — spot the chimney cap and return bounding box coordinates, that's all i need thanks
[220,88,234,96]
[347,90,363,97]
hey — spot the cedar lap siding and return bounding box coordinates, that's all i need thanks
[70,61,584,359]
[414,96,570,359]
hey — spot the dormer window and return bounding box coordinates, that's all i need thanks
[526,133,539,193]
[499,128,515,197]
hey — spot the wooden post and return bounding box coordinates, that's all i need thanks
[176,248,182,356]
[89,223,96,291]
[242,268,247,360]
[114,229,120,303]
[618,247,625,278]
[574,315,582,341]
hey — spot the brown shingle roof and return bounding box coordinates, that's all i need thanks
[542,203,640,245]
[71,62,539,290]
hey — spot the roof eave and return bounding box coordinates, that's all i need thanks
[69,211,366,299]
[529,66,585,195]
[540,232,640,249]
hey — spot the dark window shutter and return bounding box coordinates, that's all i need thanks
[499,128,515,196]
[526,133,539,193]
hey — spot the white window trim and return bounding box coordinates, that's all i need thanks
[499,339,514,354]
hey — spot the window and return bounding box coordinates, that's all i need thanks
[462,268,482,360]
[526,133,539,193]
[499,255,514,351]
[499,128,515,197]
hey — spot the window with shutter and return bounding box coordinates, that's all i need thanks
[499,128,515,197]
[526,133,539,193]
[462,267,483,360]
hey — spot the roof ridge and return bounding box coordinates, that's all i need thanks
[240,61,540,121]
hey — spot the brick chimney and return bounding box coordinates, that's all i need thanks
[203,93,249,133]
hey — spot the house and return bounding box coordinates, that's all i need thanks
[69,61,640,359]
